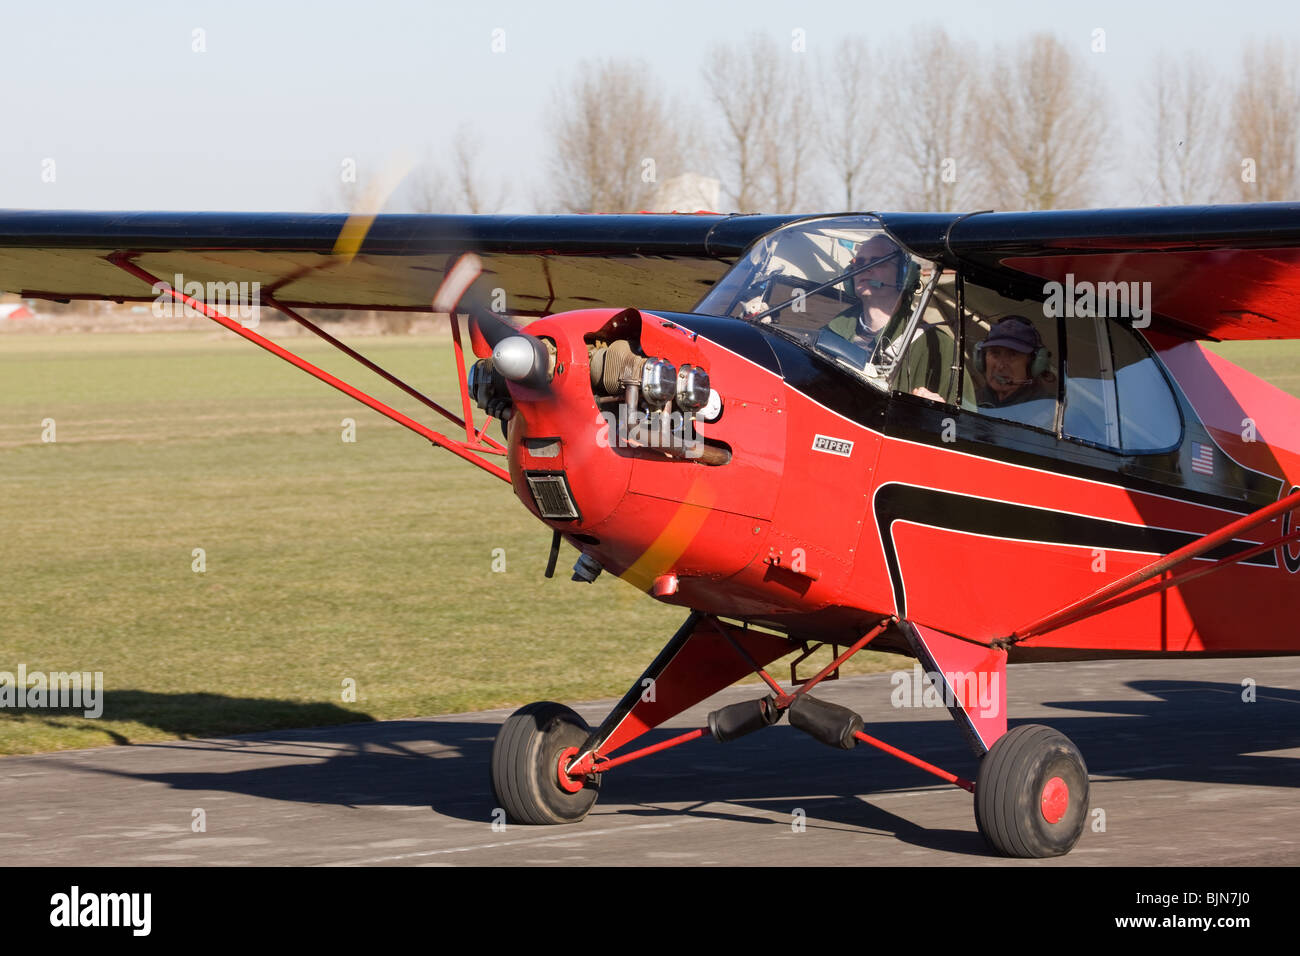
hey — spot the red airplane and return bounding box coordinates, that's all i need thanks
[3,205,1298,858]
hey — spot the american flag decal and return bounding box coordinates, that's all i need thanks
[1191,441,1214,476]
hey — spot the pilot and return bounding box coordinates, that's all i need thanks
[823,235,955,402]
[825,234,914,357]
[974,315,1057,411]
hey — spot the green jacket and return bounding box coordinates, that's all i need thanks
[824,309,955,401]
[827,310,862,341]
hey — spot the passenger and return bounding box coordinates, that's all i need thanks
[974,315,1057,418]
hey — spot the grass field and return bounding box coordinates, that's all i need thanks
[1,326,1294,755]
[0,324,907,755]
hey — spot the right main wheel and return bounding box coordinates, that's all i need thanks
[974,724,1089,858]
[490,701,601,825]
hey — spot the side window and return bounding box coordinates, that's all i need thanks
[1063,319,1181,453]
[1063,316,1120,447]
[961,282,1059,432]
[892,271,959,405]
[1111,322,1182,452]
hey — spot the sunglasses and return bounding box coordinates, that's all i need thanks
[852,251,901,268]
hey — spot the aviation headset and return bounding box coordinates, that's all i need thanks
[894,256,921,303]
[886,256,922,323]
[974,315,1051,378]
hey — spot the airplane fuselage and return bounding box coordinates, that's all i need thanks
[506,307,1300,660]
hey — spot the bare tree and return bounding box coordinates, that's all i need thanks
[545,59,689,213]
[384,125,508,214]
[404,156,451,214]
[702,38,770,212]
[452,125,508,213]
[766,56,816,213]
[1142,57,1224,205]
[322,154,439,214]
[969,33,1110,210]
[879,28,978,212]
[703,35,820,213]
[320,164,363,212]
[822,37,879,209]
[1226,39,1300,202]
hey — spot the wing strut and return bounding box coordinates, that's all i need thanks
[106,252,511,483]
[1002,488,1300,646]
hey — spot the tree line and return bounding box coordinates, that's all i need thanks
[331,31,1300,215]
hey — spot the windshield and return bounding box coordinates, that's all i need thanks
[695,216,938,388]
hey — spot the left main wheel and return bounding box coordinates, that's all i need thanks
[974,723,1089,858]
[490,701,601,825]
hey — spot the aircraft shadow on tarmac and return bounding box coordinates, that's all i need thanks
[18,689,375,745]
[65,679,1299,857]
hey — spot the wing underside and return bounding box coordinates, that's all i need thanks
[0,210,801,315]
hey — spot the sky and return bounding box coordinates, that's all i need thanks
[0,0,1295,213]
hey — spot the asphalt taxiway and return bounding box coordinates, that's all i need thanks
[4,657,1298,866]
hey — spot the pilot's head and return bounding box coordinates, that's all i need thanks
[850,235,907,324]
[978,316,1046,400]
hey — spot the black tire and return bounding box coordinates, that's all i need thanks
[490,701,601,825]
[974,724,1089,858]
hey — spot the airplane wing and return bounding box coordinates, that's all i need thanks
[0,209,803,483]
[881,203,1300,342]
[9,204,1298,338]
[0,210,800,316]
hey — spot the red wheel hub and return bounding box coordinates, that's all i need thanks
[556,746,584,793]
[1040,775,1069,823]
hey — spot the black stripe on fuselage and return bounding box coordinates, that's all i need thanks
[873,482,1278,618]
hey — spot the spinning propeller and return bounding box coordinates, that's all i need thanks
[333,188,705,593]
[434,252,555,392]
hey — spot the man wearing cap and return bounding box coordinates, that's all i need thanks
[974,315,1056,417]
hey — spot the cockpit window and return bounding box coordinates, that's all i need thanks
[695,216,939,390]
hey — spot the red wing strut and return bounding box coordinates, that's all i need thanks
[1002,487,1300,646]
[108,253,511,483]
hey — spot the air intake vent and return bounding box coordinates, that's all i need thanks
[526,472,580,520]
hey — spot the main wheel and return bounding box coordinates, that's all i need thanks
[974,724,1089,858]
[490,701,601,825]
